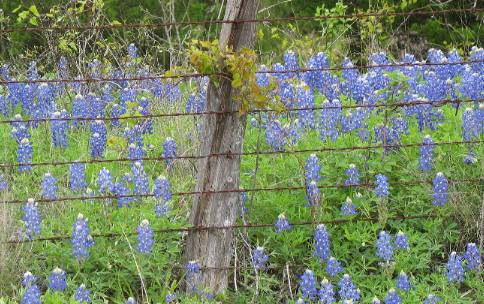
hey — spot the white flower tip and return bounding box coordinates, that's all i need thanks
[77,213,84,219]
[349,164,356,168]
[141,219,150,226]
[256,246,264,251]
[345,197,352,203]
[436,172,444,177]
[53,267,63,273]
[278,213,286,219]
[27,198,35,203]
[321,278,329,284]
[21,138,30,144]
[317,224,326,229]
[23,271,33,277]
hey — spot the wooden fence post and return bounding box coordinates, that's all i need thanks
[184,0,260,294]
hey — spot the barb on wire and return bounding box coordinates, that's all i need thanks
[1,59,483,85]
[2,178,481,205]
[4,214,434,244]
[0,98,481,125]
[0,7,481,34]
[0,140,481,169]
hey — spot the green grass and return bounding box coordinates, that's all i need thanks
[0,90,482,303]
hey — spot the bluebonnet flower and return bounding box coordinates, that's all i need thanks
[48,267,67,292]
[113,178,133,208]
[320,99,342,142]
[23,198,41,240]
[18,138,33,172]
[153,176,171,202]
[325,257,343,277]
[432,172,448,207]
[318,278,335,304]
[283,50,300,78]
[0,174,7,191]
[423,294,440,304]
[275,213,291,233]
[21,272,41,304]
[304,153,321,184]
[376,231,394,262]
[314,224,331,261]
[42,173,58,200]
[72,213,93,260]
[162,137,177,168]
[97,168,114,193]
[69,162,87,192]
[75,284,91,303]
[90,120,107,159]
[375,174,389,197]
[137,219,154,254]
[132,161,149,196]
[341,197,358,216]
[338,274,360,302]
[252,247,268,270]
[419,135,434,171]
[51,111,69,148]
[464,150,478,164]
[384,288,401,304]
[372,297,382,304]
[396,271,412,291]
[464,243,481,270]
[295,298,305,304]
[344,164,360,186]
[126,297,136,304]
[72,94,88,126]
[395,231,409,250]
[299,269,318,300]
[306,181,320,206]
[265,119,300,151]
[186,261,201,292]
[128,43,138,59]
[239,191,249,217]
[296,86,316,129]
[446,251,465,283]
[128,143,145,160]
[155,203,170,217]
[165,293,176,303]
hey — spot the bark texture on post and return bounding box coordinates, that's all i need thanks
[184,0,260,294]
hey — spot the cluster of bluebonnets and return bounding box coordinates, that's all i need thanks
[0,43,482,303]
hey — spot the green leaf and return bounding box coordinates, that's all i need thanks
[12,5,22,14]
[29,16,38,26]
[29,5,40,17]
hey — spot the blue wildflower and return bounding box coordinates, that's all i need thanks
[21,272,41,304]
[90,121,107,159]
[396,271,412,291]
[446,251,465,283]
[304,153,321,184]
[42,173,58,200]
[376,231,394,262]
[97,168,114,193]
[395,231,409,250]
[419,135,434,171]
[132,161,149,196]
[275,213,291,233]
[341,197,358,216]
[314,224,331,261]
[432,172,448,206]
[375,174,389,197]
[384,288,401,304]
[318,278,336,304]
[423,294,440,304]
[372,297,382,304]
[252,246,268,270]
[162,137,177,168]
[48,267,67,292]
[155,203,170,217]
[299,269,317,300]
[320,99,342,142]
[22,198,41,240]
[338,274,360,302]
[0,174,7,191]
[51,111,69,148]
[186,261,201,293]
[126,297,136,304]
[306,181,320,206]
[344,164,360,186]
[137,219,154,254]
[18,138,33,172]
[72,213,93,260]
[165,293,176,303]
[464,243,481,270]
[153,176,172,202]
[325,257,344,277]
[69,162,87,192]
[75,284,91,303]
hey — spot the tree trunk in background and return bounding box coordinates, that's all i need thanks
[184,0,260,294]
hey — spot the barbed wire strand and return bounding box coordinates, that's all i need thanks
[1,59,483,85]
[1,98,481,125]
[2,178,481,205]
[0,7,482,34]
[4,214,434,244]
[0,140,481,169]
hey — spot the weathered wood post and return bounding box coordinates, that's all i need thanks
[184,0,260,294]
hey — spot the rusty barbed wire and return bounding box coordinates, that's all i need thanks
[4,214,435,244]
[1,177,481,205]
[0,98,481,125]
[0,7,481,34]
[0,140,481,169]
